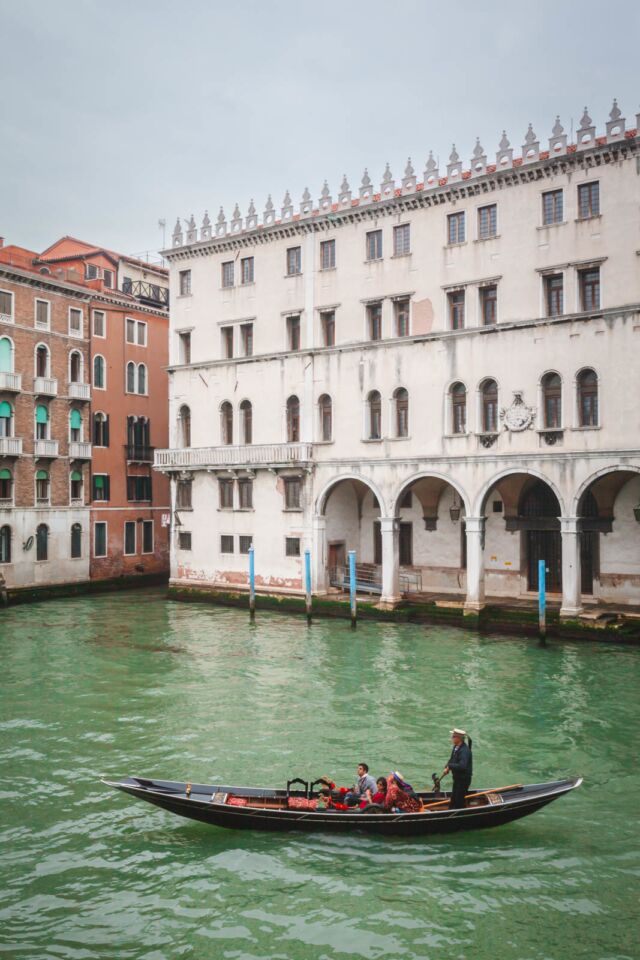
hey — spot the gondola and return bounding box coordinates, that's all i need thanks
[103,775,582,836]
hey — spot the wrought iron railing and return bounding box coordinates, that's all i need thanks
[329,565,422,595]
[121,279,169,307]
[125,444,154,462]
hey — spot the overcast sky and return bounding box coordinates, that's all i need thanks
[2,0,638,261]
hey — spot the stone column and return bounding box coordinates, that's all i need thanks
[464,517,486,613]
[380,517,401,606]
[560,516,583,617]
[311,513,327,593]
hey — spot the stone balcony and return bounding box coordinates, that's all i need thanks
[68,382,91,401]
[34,439,59,458]
[69,441,92,460]
[0,437,22,456]
[154,442,314,472]
[0,372,21,392]
[33,376,58,396]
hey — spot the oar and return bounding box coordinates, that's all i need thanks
[422,784,524,811]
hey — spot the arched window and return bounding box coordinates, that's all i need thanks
[286,395,300,442]
[221,401,233,445]
[0,401,12,438]
[367,390,381,440]
[240,400,252,445]
[0,468,12,502]
[137,363,147,395]
[35,404,49,440]
[93,412,109,447]
[178,405,191,447]
[451,382,466,434]
[0,337,13,373]
[70,470,83,502]
[70,522,82,559]
[69,408,82,442]
[577,369,598,426]
[542,372,562,428]
[318,394,332,442]
[35,344,49,378]
[126,361,135,393]
[36,523,49,561]
[394,387,409,438]
[93,355,105,389]
[69,351,82,383]
[0,525,10,563]
[35,469,49,504]
[481,379,498,433]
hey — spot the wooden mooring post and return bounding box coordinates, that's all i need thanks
[538,559,546,639]
[348,549,357,629]
[249,545,256,622]
[304,549,312,625]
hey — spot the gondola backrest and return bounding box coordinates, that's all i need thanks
[286,777,309,798]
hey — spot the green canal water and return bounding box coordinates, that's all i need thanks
[0,590,638,960]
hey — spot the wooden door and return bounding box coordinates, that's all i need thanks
[527,530,562,593]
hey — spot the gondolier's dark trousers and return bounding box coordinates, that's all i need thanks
[450,777,471,810]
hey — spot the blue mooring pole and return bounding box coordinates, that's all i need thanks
[538,558,546,639]
[304,549,312,625]
[249,545,256,622]
[348,549,357,629]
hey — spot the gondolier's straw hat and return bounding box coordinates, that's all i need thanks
[450,728,467,738]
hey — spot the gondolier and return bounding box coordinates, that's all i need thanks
[441,728,473,809]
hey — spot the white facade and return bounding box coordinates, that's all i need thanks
[157,105,640,616]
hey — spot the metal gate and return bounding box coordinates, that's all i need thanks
[527,530,562,593]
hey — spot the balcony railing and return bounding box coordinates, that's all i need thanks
[34,439,59,458]
[0,372,21,392]
[125,444,154,462]
[69,441,92,459]
[68,382,91,401]
[122,279,169,308]
[154,442,314,470]
[0,437,22,456]
[33,376,58,396]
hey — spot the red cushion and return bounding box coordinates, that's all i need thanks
[227,796,248,806]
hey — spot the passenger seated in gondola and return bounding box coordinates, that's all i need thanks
[359,777,387,809]
[383,771,423,813]
[344,763,377,806]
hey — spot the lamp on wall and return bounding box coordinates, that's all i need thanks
[449,493,461,523]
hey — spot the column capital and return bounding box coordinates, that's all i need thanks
[560,516,580,534]
[465,516,486,533]
[312,513,327,529]
[379,516,400,533]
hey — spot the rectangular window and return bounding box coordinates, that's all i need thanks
[367,302,382,341]
[178,531,192,551]
[219,479,234,509]
[320,239,335,270]
[92,310,106,337]
[94,522,107,557]
[176,479,192,509]
[399,522,413,566]
[240,323,253,357]
[394,299,410,337]
[239,535,253,554]
[285,537,301,557]
[103,269,113,289]
[284,477,301,510]
[220,534,234,554]
[179,332,191,364]
[221,326,234,359]
[287,315,301,351]
[578,181,600,219]
[92,474,110,502]
[86,264,99,280]
[126,317,135,342]
[447,211,465,245]
[35,299,50,330]
[241,256,254,284]
[286,246,301,276]
[365,229,382,261]
[393,223,411,256]
[122,277,133,294]
[136,321,147,346]
[321,310,335,347]
[36,475,49,503]
[127,475,152,501]
[124,520,136,555]
[477,204,497,239]
[480,285,497,326]
[179,269,192,295]
[542,189,563,225]
[69,308,82,336]
[72,475,84,502]
[448,290,465,330]
[142,520,153,554]
[545,274,564,317]
[579,268,600,311]
[0,290,13,320]
[222,261,234,287]
[238,479,253,509]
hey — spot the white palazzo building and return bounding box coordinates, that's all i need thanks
[156,102,640,616]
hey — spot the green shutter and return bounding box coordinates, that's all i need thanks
[36,469,48,480]
[70,409,82,429]
[0,468,11,480]
[0,401,11,418]
[36,405,48,424]
[0,338,11,373]
[94,475,104,489]
[71,470,82,481]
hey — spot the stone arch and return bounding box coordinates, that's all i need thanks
[571,465,640,515]
[316,474,387,518]
[473,467,567,517]
[392,471,471,518]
